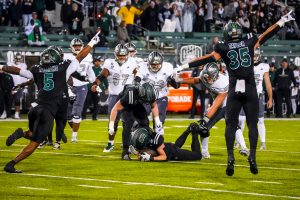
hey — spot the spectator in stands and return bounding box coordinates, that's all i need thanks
[158,1,173,30]
[278,21,300,40]
[117,20,130,44]
[273,59,298,118]
[117,0,143,39]
[295,3,300,28]
[96,6,113,36]
[204,0,213,32]
[206,36,218,53]
[41,14,51,34]
[22,0,33,27]
[25,18,44,46]
[61,0,73,31]
[0,1,3,25]
[194,0,205,32]
[223,0,237,20]
[171,2,182,32]
[0,0,10,25]
[0,69,14,119]
[181,0,197,32]
[44,0,55,26]
[237,10,250,33]
[31,11,41,26]
[141,0,159,31]
[70,3,84,35]
[32,0,45,20]
[8,0,22,27]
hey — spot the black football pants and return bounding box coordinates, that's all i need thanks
[225,84,258,161]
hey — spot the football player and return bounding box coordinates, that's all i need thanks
[109,82,162,160]
[177,62,248,159]
[129,123,206,161]
[175,11,295,176]
[91,44,139,152]
[124,42,144,65]
[1,33,100,173]
[238,48,273,150]
[64,38,96,143]
[135,51,180,125]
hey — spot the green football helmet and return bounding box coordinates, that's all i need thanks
[130,128,151,150]
[138,82,159,103]
[223,22,243,41]
[48,46,64,62]
[40,48,61,66]
[200,62,220,84]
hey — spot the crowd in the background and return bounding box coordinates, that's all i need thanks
[0,0,300,40]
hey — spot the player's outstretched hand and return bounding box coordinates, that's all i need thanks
[140,152,152,161]
[281,11,295,23]
[88,31,101,47]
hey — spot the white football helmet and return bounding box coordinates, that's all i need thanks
[254,48,261,64]
[70,38,84,55]
[114,44,128,65]
[148,51,163,73]
[124,42,137,57]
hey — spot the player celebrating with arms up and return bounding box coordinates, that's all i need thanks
[176,11,295,176]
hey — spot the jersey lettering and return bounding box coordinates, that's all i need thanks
[227,47,251,70]
[43,72,54,91]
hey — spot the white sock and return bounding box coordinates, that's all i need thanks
[109,140,114,145]
[291,99,297,114]
[258,117,266,143]
[201,137,209,152]
[239,115,246,132]
[72,132,78,139]
[235,128,247,149]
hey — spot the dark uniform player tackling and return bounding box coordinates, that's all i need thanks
[109,82,163,160]
[129,123,206,161]
[176,11,295,176]
[0,33,100,173]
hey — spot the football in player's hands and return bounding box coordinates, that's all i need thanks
[140,152,152,162]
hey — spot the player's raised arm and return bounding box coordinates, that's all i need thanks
[0,65,34,79]
[76,31,100,63]
[255,11,295,48]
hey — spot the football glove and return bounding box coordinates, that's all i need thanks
[281,10,295,23]
[154,121,164,135]
[88,31,101,47]
[140,152,153,162]
[68,87,77,104]
[108,121,115,136]
[198,117,210,138]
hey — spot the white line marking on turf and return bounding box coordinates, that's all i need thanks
[1,149,300,172]
[78,184,111,189]
[18,186,49,191]
[195,182,224,186]
[251,180,282,185]
[6,173,299,199]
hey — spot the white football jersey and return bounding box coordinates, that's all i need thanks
[103,57,137,95]
[7,62,28,85]
[200,72,229,107]
[137,62,173,99]
[64,53,95,87]
[254,63,269,94]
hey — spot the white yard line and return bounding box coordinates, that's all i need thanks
[18,186,49,191]
[195,182,224,186]
[78,184,111,189]
[251,180,282,185]
[1,149,300,172]
[3,173,298,199]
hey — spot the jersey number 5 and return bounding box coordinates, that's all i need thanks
[43,72,54,91]
[227,47,251,70]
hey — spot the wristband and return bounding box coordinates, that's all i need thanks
[109,121,114,129]
[154,116,160,124]
[276,19,285,28]
[203,116,210,123]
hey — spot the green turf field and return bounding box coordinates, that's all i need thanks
[0,119,299,199]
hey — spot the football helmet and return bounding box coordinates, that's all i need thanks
[40,48,61,66]
[200,62,219,84]
[130,128,151,150]
[114,44,128,65]
[70,38,84,55]
[14,53,23,65]
[148,51,163,73]
[138,82,159,102]
[253,48,261,64]
[223,22,243,41]
[48,46,64,62]
[124,42,137,57]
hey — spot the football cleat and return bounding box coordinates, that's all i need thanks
[103,143,114,153]
[46,141,53,146]
[122,150,131,160]
[53,142,61,150]
[4,161,22,173]
[226,160,235,176]
[37,140,48,149]
[239,148,249,156]
[260,142,266,150]
[61,133,67,143]
[248,159,258,175]
[71,136,78,143]
[6,128,24,146]
[202,151,211,159]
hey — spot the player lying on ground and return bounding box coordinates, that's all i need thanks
[129,123,208,161]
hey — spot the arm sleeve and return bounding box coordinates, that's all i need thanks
[71,71,87,81]
[66,59,79,79]
[19,69,34,79]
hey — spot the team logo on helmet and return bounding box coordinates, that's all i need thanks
[223,22,243,41]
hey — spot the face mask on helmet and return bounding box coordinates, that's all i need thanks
[124,42,137,57]
[48,46,64,62]
[40,48,61,66]
[130,128,151,150]
[70,38,83,55]
[201,63,219,84]
[114,44,128,65]
[254,48,261,64]
[148,51,163,73]
[14,53,23,65]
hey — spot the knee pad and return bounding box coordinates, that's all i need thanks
[72,115,81,123]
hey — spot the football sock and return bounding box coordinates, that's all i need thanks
[238,116,246,132]
[201,137,209,152]
[258,117,265,143]
[109,140,114,145]
[72,132,78,139]
[235,129,247,149]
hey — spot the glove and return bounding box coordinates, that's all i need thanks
[140,152,153,162]
[277,11,295,27]
[96,86,102,93]
[88,31,101,47]
[154,117,164,135]
[108,121,115,135]
[198,116,210,138]
[68,87,77,104]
